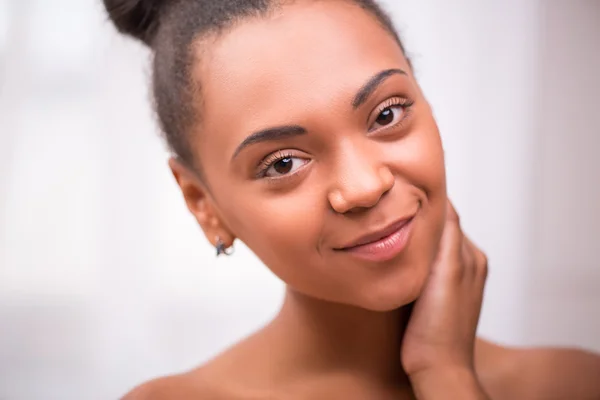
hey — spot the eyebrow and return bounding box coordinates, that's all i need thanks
[232,125,307,160]
[351,68,407,109]
[231,68,407,160]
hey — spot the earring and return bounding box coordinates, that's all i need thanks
[215,236,234,257]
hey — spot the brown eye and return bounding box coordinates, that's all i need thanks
[372,106,404,131]
[263,156,309,178]
[273,158,293,174]
[376,108,395,126]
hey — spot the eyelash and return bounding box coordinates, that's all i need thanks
[254,97,414,179]
[256,150,295,178]
[369,96,415,132]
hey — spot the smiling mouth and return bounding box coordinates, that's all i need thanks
[335,215,416,263]
[338,216,414,249]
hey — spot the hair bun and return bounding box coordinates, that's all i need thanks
[103,0,167,46]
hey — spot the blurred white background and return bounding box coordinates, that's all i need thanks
[0,0,598,399]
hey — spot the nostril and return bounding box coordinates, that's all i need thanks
[327,165,394,214]
[331,188,387,215]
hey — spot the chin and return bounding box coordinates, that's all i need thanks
[353,269,427,312]
[358,290,420,312]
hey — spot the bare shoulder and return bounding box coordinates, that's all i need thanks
[475,337,600,400]
[121,330,274,400]
[120,368,231,400]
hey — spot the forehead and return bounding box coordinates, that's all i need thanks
[193,1,408,148]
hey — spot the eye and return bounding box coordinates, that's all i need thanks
[259,152,309,178]
[371,106,404,130]
[368,97,414,132]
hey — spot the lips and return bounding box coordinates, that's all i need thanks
[333,214,416,263]
[337,216,415,250]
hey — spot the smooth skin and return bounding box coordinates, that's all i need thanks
[122,1,600,399]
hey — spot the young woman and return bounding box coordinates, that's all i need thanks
[103,0,600,398]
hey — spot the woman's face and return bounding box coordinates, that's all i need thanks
[182,1,447,311]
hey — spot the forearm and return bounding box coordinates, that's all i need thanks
[410,367,490,400]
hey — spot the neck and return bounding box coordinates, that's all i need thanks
[270,287,411,386]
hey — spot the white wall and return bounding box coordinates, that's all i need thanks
[0,1,598,399]
[522,1,600,348]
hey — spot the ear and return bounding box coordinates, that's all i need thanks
[168,158,235,249]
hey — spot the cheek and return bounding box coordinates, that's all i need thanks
[404,122,447,266]
[384,117,447,231]
[394,123,446,196]
[223,189,325,281]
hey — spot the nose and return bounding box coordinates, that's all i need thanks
[327,145,394,214]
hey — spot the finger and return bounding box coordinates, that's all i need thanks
[435,200,464,264]
[431,201,466,284]
[461,238,475,275]
[464,236,489,282]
